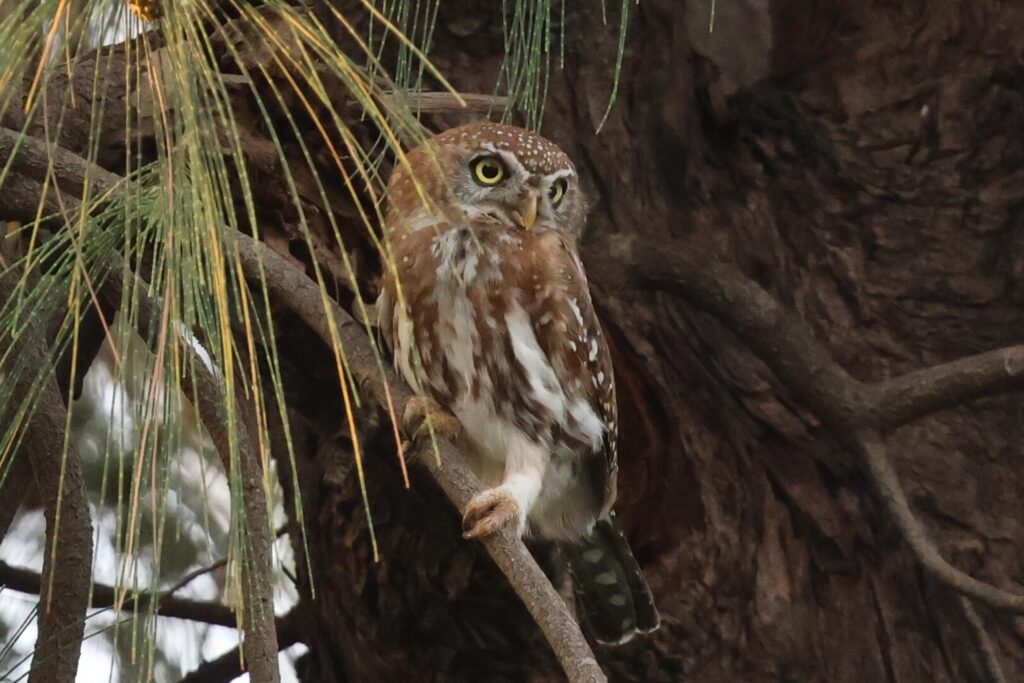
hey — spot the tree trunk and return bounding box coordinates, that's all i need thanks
[282,1,1024,680]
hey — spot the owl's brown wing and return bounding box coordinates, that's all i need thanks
[515,229,619,515]
[515,232,660,643]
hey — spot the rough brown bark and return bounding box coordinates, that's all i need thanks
[0,276,94,683]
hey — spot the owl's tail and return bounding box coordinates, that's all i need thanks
[563,516,660,646]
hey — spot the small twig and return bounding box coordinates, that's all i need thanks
[164,558,229,597]
[234,232,607,683]
[959,597,1007,683]
[380,90,509,115]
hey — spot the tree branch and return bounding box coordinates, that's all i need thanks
[959,597,1007,683]
[0,126,122,198]
[0,274,94,683]
[178,607,303,683]
[233,233,607,683]
[0,560,237,628]
[101,267,281,683]
[855,430,1024,611]
[868,346,1024,430]
[585,235,1024,616]
[587,235,1024,433]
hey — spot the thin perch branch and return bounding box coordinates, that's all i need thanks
[233,233,607,683]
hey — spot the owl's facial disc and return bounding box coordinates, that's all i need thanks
[453,145,577,233]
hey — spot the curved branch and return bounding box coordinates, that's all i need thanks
[959,597,1007,683]
[586,236,1024,432]
[855,430,1024,612]
[586,235,867,427]
[234,233,607,683]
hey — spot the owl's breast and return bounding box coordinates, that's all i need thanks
[389,225,605,462]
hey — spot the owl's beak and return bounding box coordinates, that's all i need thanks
[513,189,540,231]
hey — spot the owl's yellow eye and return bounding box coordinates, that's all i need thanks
[471,156,507,186]
[548,178,568,207]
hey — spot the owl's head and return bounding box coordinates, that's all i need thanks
[387,122,587,238]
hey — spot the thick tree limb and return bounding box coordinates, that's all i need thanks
[867,346,1024,430]
[585,235,1024,616]
[587,235,1024,431]
[0,273,94,683]
[1,172,69,224]
[233,233,607,683]
[0,126,122,198]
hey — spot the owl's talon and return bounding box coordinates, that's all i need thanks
[403,396,462,444]
[462,487,521,539]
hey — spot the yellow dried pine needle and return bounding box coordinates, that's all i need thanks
[127,0,163,21]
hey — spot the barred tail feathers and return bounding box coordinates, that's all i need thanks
[564,516,660,645]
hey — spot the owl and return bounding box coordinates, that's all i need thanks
[377,122,659,644]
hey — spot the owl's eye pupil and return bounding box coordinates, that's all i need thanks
[471,156,507,186]
[549,178,568,206]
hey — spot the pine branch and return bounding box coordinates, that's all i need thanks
[0,125,281,683]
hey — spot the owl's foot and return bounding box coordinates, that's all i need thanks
[402,395,462,445]
[462,487,521,539]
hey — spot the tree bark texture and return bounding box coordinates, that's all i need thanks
[5,1,1023,681]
